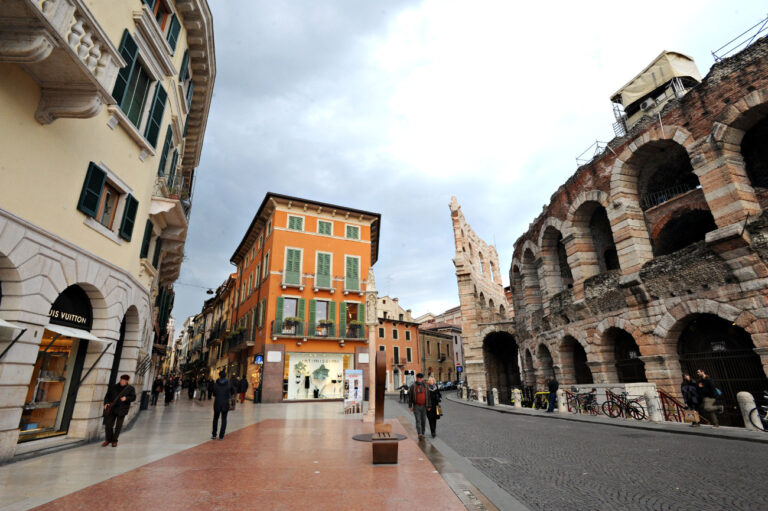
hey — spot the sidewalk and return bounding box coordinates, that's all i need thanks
[0,398,464,511]
[446,394,768,444]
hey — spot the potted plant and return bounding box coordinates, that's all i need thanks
[283,316,301,334]
[348,320,364,338]
[317,319,334,337]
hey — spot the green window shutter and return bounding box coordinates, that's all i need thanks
[144,84,167,147]
[179,49,189,82]
[260,298,266,327]
[113,30,138,107]
[157,125,172,176]
[142,0,157,9]
[152,237,163,268]
[275,297,284,326]
[186,80,195,109]
[166,14,181,52]
[285,249,301,285]
[118,194,139,241]
[319,221,331,235]
[345,257,359,290]
[183,114,189,137]
[77,162,106,218]
[140,220,153,258]
[316,253,331,288]
[329,301,336,325]
[339,302,347,337]
[168,149,179,186]
[297,298,305,322]
[309,300,316,329]
[358,303,365,325]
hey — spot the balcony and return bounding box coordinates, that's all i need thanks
[342,323,366,340]
[308,321,336,338]
[0,0,125,124]
[270,320,366,341]
[150,177,189,287]
[640,182,699,211]
[224,329,247,352]
[271,319,305,338]
[392,357,407,367]
[438,354,447,363]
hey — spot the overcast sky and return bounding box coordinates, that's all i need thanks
[173,0,768,336]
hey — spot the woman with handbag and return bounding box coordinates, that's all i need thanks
[425,376,442,439]
[681,373,700,427]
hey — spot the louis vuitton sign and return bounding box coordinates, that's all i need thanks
[49,285,93,331]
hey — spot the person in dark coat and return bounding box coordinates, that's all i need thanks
[151,377,163,406]
[408,373,432,440]
[696,369,723,427]
[212,371,235,440]
[207,378,214,400]
[681,373,700,426]
[102,374,136,447]
[546,377,559,412]
[425,376,442,438]
[164,377,175,406]
[187,378,195,399]
[238,376,248,403]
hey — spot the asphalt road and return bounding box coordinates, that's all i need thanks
[386,394,768,511]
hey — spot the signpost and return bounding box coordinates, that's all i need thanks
[344,369,363,414]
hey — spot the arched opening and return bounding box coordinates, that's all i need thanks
[536,344,555,386]
[479,252,485,274]
[741,114,768,188]
[678,314,768,427]
[559,336,593,385]
[523,349,535,387]
[510,265,524,313]
[540,226,573,294]
[631,140,698,210]
[654,209,718,256]
[483,331,521,404]
[602,327,646,383]
[109,306,141,387]
[521,249,542,310]
[572,201,620,278]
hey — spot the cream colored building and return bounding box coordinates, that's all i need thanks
[0,0,215,461]
[377,296,413,321]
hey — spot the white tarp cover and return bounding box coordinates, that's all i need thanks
[611,51,702,107]
[45,323,113,344]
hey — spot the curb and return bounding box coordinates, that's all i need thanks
[446,394,768,444]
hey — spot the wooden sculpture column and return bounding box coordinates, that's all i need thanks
[371,350,398,464]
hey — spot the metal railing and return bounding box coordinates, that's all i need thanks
[640,182,698,210]
[271,320,305,337]
[712,15,768,62]
[308,322,336,338]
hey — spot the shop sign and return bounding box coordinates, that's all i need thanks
[49,285,92,330]
[344,369,364,414]
[254,354,264,365]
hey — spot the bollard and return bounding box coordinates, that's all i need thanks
[738,391,760,431]
[478,387,485,403]
[644,390,663,422]
[556,389,567,413]
[490,388,498,406]
[513,388,522,408]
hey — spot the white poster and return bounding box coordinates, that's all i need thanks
[286,353,345,400]
[344,369,364,414]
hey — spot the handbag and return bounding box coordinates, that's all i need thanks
[104,385,131,416]
[436,404,442,417]
[683,409,699,423]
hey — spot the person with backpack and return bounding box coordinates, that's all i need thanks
[696,369,724,427]
[408,373,432,440]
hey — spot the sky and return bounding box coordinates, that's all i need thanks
[173,0,768,337]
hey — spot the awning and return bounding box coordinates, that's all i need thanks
[45,323,113,344]
[0,318,25,332]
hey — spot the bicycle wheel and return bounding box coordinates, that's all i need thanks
[628,402,646,421]
[749,408,767,431]
[603,400,621,418]
[587,401,601,415]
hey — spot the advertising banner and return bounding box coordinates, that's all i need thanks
[344,369,364,414]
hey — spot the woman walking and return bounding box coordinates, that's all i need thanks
[426,377,442,438]
[681,373,700,426]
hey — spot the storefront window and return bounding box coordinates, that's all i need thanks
[283,352,351,400]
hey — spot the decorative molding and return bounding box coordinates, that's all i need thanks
[0,19,56,63]
[107,105,157,157]
[35,86,102,124]
[132,6,176,78]
[83,216,123,245]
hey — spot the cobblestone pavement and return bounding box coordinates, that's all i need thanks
[386,395,768,511]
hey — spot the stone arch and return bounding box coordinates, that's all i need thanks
[557,334,593,385]
[482,329,521,404]
[595,316,643,344]
[538,220,573,299]
[108,305,141,386]
[521,248,542,311]
[522,347,535,386]
[535,343,555,387]
[598,327,647,384]
[566,190,620,284]
[653,299,741,348]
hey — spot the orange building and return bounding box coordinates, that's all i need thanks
[230,193,381,403]
[375,318,421,390]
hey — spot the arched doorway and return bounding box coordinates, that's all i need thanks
[603,328,647,383]
[536,344,555,386]
[482,331,521,404]
[523,349,535,387]
[560,336,593,385]
[654,210,717,256]
[678,314,768,426]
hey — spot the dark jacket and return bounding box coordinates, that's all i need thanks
[212,378,234,412]
[104,383,136,416]
[152,379,163,394]
[426,384,441,414]
[698,377,717,399]
[547,379,559,393]
[207,380,214,393]
[408,381,432,408]
[238,378,249,393]
[681,379,699,408]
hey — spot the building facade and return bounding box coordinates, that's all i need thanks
[375,297,421,389]
[229,193,381,403]
[419,329,455,383]
[0,0,215,460]
[418,305,466,378]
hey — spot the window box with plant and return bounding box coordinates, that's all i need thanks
[315,319,335,338]
[347,320,364,339]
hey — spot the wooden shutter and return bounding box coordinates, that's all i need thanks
[77,162,106,218]
[113,30,138,107]
[297,298,305,323]
[285,249,301,285]
[168,149,179,186]
[119,194,139,241]
[329,301,336,329]
[140,220,153,258]
[186,80,194,109]
[316,253,330,288]
[166,14,181,52]
[345,257,359,290]
[339,302,346,337]
[275,297,284,326]
[144,84,168,147]
[309,300,316,330]
[157,125,172,176]
[179,49,189,82]
[152,238,163,268]
[358,303,365,325]
[142,0,157,9]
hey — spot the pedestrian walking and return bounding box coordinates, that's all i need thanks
[408,373,431,440]
[102,374,136,447]
[151,377,163,406]
[174,377,181,401]
[546,376,559,413]
[198,378,206,400]
[696,369,723,427]
[187,378,195,399]
[207,378,214,400]
[238,376,248,403]
[211,371,235,440]
[164,377,175,406]
[681,373,700,426]
[425,376,442,438]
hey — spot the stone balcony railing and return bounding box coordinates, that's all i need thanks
[0,0,125,124]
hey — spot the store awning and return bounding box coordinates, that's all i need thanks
[0,318,25,332]
[0,318,28,362]
[45,323,113,344]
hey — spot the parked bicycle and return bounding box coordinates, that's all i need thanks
[532,391,550,410]
[573,387,601,415]
[602,389,646,420]
[748,390,768,431]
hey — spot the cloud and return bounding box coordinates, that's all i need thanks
[173,0,768,337]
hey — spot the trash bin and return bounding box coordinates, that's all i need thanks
[140,390,150,410]
[364,387,370,402]
[253,389,261,403]
[487,390,495,407]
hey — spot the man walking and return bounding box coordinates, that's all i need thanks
[546,376,559,413]
[102,374,136,447]
[697,369,723,427]
[151,377,163,406]
[408,373,431,440]
[212,371,234,440]
[238,376,248,403]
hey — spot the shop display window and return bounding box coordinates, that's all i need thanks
[283,353,351,400]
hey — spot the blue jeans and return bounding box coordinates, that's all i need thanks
[413,405,427,435]
[547,391,557,412]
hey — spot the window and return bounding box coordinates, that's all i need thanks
[346,225,360,239]
[437,343,441,356]
[406,347,412,363]
[257,299,266,327]
[316,252,331,288]
[315,300,328,321]
[318,220,332,235]
[393,346,400,364]
[140,220,153,258]
[399,313,404,321]
[378,327,384,338]
[247,274,252,294]
[262,251,270,281]
[254,263,261,288]
[427,341,431,355]
[284,248,302,285]
[405,330,411,341]
[287,215,304,231]
[257,234,263,250]
[345,256,360,291]
[77,162,138,241]
[267,219,273,236]
[143,0,181,52]
[392,329,398,340]
[151,237,163,268]
[379,345,385,352]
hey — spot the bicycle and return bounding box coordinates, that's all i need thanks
[574,388,601,415]
[748,390,768,431]
[532,391,550,410]
[602,389,646,420]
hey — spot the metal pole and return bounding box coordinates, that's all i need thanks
[78,343,111,387]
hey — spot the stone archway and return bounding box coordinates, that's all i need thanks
[536,343,555,388]
[599,327,647,383]
[108,305,141,386]
[558,335,593,385]
[482,330,521,404]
